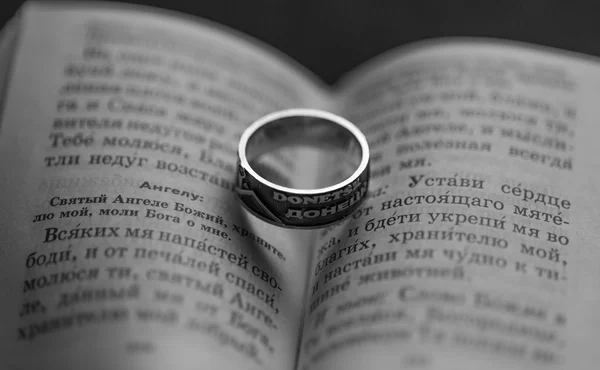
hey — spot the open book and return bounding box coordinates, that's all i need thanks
[2,2,600,369]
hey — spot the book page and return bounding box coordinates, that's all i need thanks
[0,17,19,128]
[298,40,600,370]
[0,2,331,370]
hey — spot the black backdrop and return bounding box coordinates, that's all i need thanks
[2,0,599,84]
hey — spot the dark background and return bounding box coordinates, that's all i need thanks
[2,0,599,84]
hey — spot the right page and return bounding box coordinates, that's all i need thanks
[298,39,600,370]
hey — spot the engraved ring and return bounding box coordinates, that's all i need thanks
[236,108,370,228]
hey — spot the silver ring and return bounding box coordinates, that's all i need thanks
[236,108,370,229]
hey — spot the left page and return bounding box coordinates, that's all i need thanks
[0,17,19,127]
[0,2,331,370]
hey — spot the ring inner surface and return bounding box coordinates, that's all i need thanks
[245,115,363,190]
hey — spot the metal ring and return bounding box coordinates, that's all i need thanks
[236,108,370,228]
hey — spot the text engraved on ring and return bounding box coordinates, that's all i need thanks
[272,179,363,205]
[284,183,368,219]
